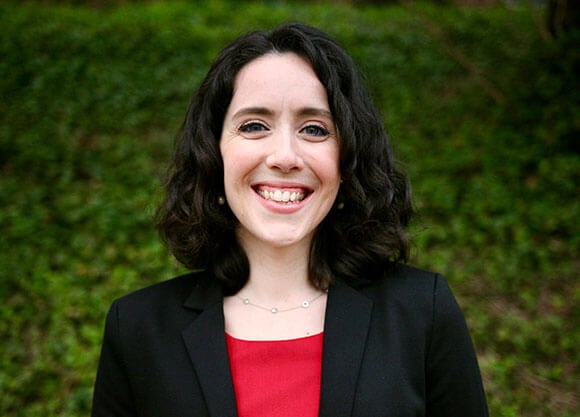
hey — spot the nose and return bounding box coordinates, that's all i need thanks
[265,129,304,173]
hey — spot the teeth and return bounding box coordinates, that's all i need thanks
[258,188,305,203]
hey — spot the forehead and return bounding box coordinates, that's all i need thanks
[228,52,329,112]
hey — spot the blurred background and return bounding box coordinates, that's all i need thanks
[0,0,578,416]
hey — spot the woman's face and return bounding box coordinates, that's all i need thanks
[220,52,340,251]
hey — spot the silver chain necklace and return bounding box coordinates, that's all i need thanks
[236,289,328,314]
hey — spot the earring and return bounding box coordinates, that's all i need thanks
[336,201,344,210]
[218,196,226,206]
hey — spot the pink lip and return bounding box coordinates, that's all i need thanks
[251,181,313,214]
[252,181,312,190]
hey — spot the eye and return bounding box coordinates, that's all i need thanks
[300,124,330,139]
[239,121,269,136]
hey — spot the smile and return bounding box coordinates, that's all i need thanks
[254,185,309,204]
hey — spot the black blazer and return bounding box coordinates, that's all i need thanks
[92,265,488,417]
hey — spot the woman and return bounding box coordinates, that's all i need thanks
[92,23,488,417]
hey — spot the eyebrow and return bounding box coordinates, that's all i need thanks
[298,107,333,119]
[231,107,274,120]
[231,106,333,120]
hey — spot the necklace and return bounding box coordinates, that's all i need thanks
[236,289,328,314]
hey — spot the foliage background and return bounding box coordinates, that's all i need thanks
[0,1,578,416]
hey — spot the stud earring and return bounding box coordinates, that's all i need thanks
[218,196,226,206]
[336,201,344,210]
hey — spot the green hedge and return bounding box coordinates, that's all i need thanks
[1,1,578,416]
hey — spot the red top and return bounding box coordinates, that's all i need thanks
[226,332,324,417]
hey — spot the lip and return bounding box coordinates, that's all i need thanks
[251,181,313,213]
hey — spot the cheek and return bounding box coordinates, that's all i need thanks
[221,150,237,195]
[222,158,240,193]
[221,145,254,190]
[317,147,341,187]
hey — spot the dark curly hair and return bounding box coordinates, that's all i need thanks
[156,23,413,294]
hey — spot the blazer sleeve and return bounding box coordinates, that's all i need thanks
[92,301,137,417]
[426,275,489,417]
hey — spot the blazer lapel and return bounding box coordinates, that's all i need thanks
[178,276,373,417]
[181,281,238,417]
[319,281,373,417]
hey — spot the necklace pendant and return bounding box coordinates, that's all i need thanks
[237,290,326,314]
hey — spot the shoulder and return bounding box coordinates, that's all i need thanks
[356,264,444,299]
[353,264,461,324]
[109,270,220,320]
[101,270,222,347]
[113,272,198,307]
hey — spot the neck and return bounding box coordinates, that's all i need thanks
[224,233,327,341]
[238,236,315,301]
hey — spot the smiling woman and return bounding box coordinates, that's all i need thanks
[92,23,489,417]
[220,53,341,257]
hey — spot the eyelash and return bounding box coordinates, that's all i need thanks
[239,121,268,134]
[300,124,329,138]
[237,121,330,140]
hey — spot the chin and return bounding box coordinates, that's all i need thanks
[259,229,312,249]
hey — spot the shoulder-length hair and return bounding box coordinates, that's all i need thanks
[156,23,413,294]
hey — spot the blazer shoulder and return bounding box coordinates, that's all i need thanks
[111,270,213,313]
[356,264,456,323]
[361,263,442,295]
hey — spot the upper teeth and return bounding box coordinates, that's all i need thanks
[258,189,305,203]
